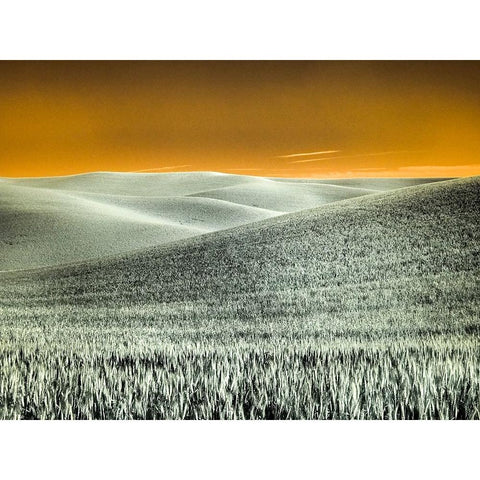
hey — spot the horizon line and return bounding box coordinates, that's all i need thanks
[0,168,468,181]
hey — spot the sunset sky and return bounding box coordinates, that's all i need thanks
[1,61,479,178]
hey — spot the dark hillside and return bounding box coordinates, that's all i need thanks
[5,177,479,335]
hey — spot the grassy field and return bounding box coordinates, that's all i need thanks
[0,176,478,419]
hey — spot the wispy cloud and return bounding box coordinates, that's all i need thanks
[222,168,262,172]
[352,167,388,172]
[278,150,340,158]
[290,150,422,164]
[135,165,192,172]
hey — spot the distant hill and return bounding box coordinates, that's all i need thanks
[7,176,479,334]
[0,172,442,271]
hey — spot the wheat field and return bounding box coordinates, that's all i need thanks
[0,175,479,419]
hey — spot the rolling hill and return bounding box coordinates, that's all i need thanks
[8,176,478,329]
[0,172,444,271]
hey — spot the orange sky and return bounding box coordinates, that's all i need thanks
[1,61,479,178]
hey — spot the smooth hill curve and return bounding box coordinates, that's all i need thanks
[188,180,375,212]
[270,177,452,191]
[1,172,256,196]
[0,181,278,271]
[2,171,448,196]
[6,177,479,335]
[0,172,451,271]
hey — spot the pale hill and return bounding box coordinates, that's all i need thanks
[270,177,452,191]
[188,180,375,212]
[1,171,252,196]
[2,171,447,196]
[1,172,438,271]
[0,181,276,271]
[6,177,479,333]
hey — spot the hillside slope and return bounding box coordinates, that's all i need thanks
[6,176,479,333]
[270,177,452,191]
[1,172,440,271]
[1,171,252,196]
[0,182,278,271]
[2,172,449,196]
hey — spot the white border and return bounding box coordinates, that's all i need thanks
[1,0,479,59]
[0,421,478,479]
